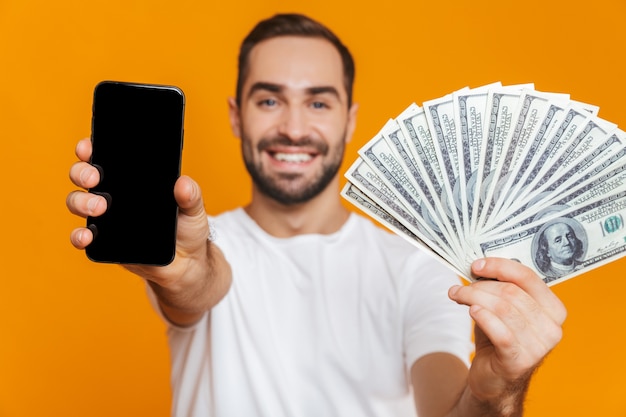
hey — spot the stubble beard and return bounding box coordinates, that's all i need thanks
[241,131,346,206]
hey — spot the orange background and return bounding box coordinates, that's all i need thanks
[2,1,625,416]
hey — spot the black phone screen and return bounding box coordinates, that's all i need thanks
[86,81,185,265]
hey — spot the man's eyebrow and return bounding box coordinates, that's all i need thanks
[306,86,341,99]
[247,82,342,101]
[248,82,283,97]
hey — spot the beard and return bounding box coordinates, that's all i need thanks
[241,131,346,206]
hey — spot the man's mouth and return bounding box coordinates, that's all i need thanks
[272,152,314,163]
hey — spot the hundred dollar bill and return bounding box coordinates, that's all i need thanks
[395,103,447,212]
[486,131,626,235]
[552,116,617,173]
[486,89,570,222]
[357,120,461,247]
[474,84,534,233]
[496,102,594,216]
[477,190,626,286]
[571,100,600,116]
[500,113,618,221]
[341,182,471,279]
[495,98,604,217]
[551,141,626,209]
[380,117,461,243]
[501,129,626,223]
[343,157,462,265]
[490,97,572,217]
[452,82,500,236]
[423,88,469,235]
[344,157,429,238]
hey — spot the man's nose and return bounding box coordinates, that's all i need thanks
[277,106,308,141]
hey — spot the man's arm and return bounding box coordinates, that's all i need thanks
[142,238,232,326]
[67,138,232,326]
[411,352,468,417]
[412,257,566,417]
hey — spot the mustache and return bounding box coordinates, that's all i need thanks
[257,136,329,154]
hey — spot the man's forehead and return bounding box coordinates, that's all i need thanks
[243,36,346,98]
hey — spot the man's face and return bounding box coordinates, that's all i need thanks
[544,223,577,265]
[229,36,357,205]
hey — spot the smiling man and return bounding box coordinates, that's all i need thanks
[233,35,354,210]
[67,13,566,417]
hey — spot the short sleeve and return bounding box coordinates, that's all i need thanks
[400,252,474,370]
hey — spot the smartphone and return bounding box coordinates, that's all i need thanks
[86,81,185,265]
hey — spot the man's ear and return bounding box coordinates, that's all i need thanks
[228,97,242,139]
[345,102,359,144]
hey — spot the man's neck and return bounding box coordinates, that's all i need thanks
[244,181,350,238]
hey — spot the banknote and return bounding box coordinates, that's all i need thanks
[379,117,461,241]
[452,82,500,236]
[477,191,626,285]
[423,88,469,235]
[487,130,626,230]
[486,130,626,235]
[493,96,611,218]
[506,104,594,203]
[489,97,572,218]
[344,157,463,266]
[497,115,620,224]
[474,84,534,233]
[485,89,570,223]
[342,82,626,284]
[357,120,464,252]
[340,182,471,279]
[396,104,447,212]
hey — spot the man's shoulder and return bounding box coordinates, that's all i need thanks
[206,207,253,243]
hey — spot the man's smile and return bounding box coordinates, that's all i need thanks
[272,151,315,163]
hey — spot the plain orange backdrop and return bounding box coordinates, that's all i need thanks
[1,1,626,416]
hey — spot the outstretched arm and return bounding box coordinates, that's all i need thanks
[412,257,566,417]
[67,138,232,326]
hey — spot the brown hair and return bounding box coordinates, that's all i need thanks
[236,13,355,107]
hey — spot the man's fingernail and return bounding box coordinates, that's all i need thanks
[75,229,84,245]
[80,168,94,184]
[87,196,101,213]
[473,258,486,271]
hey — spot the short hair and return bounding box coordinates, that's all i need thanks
[235,13,355,108]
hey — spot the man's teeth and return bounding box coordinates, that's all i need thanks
[274,152,313,163]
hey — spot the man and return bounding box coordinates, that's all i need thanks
[535,219,585,282]
[67,13,566,417]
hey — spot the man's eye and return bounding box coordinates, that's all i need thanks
[259,98,277,107]
[311,101,328,109]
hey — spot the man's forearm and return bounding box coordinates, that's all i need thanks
[449,371,533,417]
[148,241,232,326]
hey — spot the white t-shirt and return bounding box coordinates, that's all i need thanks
[150,208,473,417]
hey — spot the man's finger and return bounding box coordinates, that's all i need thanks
[75,138,92,161]
[66,191,107,217]
[472,257,567,325]
[69,161,100,188]
[174,175,205,216]
[70,227,94,249]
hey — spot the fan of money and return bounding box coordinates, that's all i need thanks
[342,82,626,285]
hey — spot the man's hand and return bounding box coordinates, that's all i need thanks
[448,257,566,415]
[67,138,231,325]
